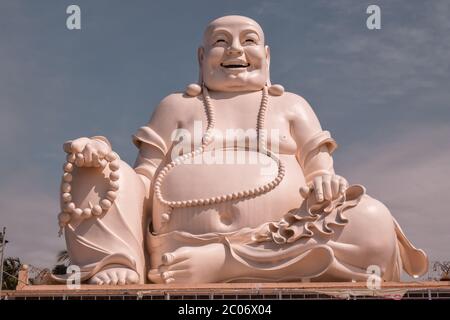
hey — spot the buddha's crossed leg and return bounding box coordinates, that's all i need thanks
[150,190,426,283]
[61,161,148,285]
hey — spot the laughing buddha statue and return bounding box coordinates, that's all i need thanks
[54,15,428,285]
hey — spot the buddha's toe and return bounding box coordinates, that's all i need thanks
[89,267,139,285]
[107,269,119,284]
[161,269,191,284]
[125,270,139,284]
[88,275,104,285]
[89,272,110,285]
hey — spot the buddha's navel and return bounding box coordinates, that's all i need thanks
[218,207,238,226]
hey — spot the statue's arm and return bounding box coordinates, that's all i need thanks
[133,143,165,195]
[288,93,348,201]
[132,94,182,195]
[288,94,337,183]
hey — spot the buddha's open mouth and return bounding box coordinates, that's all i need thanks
[220,62,250,69]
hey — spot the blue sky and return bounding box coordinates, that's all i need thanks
[1,0,449,279]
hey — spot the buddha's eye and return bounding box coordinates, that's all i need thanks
[215,39,226,44]
[243,38,256,44]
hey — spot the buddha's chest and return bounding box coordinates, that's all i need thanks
[177,96,297,155]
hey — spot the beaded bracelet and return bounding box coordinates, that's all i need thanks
[58,151,120,236]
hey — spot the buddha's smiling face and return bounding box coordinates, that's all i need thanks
[199,16,270,92]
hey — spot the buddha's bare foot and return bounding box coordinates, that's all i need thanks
[159,243,228,284]
[88,267,139,285]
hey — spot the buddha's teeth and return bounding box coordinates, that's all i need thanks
[221,63,250,68]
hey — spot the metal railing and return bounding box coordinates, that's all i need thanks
[3,288,450,301]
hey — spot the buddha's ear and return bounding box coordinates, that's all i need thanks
[198,47,204,66]
[197,46,204,84]
[265,45,272,87]
[265,45,271,67]
[265,45,284,96]
[184,47,204,96]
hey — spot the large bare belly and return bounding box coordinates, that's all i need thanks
[152,152,305,234]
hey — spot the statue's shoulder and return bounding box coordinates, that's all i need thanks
[152,92,198,117]
[278,91,315,114]
[156,92,196,109]
[275,91,321,127]
[278,91,307,103]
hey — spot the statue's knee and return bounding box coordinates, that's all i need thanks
[344,195,397,268]
[364,238,394,266]
[355,195,393,225]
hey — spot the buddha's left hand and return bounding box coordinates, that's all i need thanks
[300,174,348,202]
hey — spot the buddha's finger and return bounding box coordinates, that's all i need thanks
[331,176,340,198]
[322,175,332,201]
[99,144,111,159]
[96,141,110,159]
[339,178,348,195]
[313,176,324,202]
[299,186,311,199]
[91,152,101,168]
[99,159,108,168]
[71,137,90,153]
[63,140,73,153]
[82,143,94,166]
[75,153,85,167]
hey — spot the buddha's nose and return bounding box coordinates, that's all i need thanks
[227,40,243,55]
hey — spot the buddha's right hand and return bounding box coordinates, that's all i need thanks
[63,136,112,168]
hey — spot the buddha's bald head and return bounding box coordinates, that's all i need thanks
[202,15,265,46]
[199,15,270,92]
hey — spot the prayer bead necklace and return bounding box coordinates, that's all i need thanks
[154,86,285,224]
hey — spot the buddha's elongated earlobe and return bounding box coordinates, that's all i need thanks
[268,84,284,96]
[185,83,202,97]
[265,45,285,96]
[185,47,204,97]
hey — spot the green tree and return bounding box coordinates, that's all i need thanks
[0,231,8,248]
[52,249,71,275]
[433,261,450,281]
[2,257,21,290]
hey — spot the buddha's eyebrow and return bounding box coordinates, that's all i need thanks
[240,29,261,39]
[210,29,232,38]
